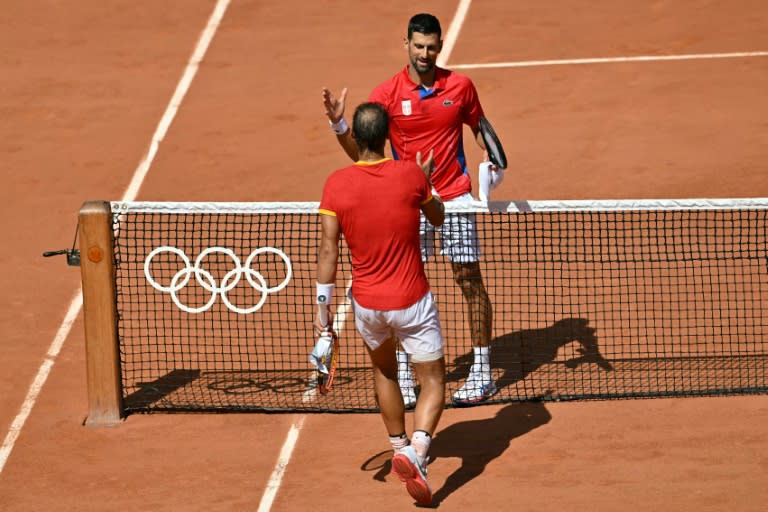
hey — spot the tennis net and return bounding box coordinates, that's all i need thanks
[81,198,768,417]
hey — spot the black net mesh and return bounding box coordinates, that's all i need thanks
[109,201,768,413]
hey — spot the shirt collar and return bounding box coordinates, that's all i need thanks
[401,65,447,92]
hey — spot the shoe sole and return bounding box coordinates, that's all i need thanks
[392,454,432,505]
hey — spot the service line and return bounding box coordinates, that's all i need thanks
[448,51,768,69]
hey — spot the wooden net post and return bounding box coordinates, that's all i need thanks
[79,200,124,427]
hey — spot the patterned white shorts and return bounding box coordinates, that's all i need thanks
[420,192,480,263]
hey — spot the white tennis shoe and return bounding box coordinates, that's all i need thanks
[452,366,497,405]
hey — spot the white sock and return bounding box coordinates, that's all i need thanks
[473,346,491,376]
[389,432,410,452]
[411,430,431,461]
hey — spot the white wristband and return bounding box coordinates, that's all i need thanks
[329,118,349,135]
[316,282,335,305]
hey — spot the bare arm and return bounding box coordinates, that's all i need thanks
[315,213,341,330]
[322,87,359,161]
[317,214,340,285]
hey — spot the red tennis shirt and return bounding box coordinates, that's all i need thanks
[368,66,485,201]
[319,158,433,310]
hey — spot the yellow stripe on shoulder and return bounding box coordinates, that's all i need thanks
[420,193,433,205]
[355,157,392,166]
[318,208,337,216]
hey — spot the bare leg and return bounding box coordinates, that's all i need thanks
[411,357,446,435]
[452,261,492,348]
[366,337,406,435]
[451,261,497,403]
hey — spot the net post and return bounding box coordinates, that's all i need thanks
[79,200,124,427]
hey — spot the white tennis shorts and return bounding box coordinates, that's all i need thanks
[351,291,444,361]
[420,192,480,263]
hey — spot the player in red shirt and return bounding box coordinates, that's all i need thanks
[315,102,445,505]
[321,13,500,406]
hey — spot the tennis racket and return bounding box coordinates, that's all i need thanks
[478,116,508,170]
[310,307,339,394]
[315,330,339,394]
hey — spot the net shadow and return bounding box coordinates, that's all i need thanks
[124,369,201,410]
[428,402,551,507]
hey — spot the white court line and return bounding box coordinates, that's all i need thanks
[257,415,306,512]
[0,294,82,474]
[124,0,231,203]
[266,284,351,510]
[0,0,231,476]
[437,0,472,67]
[448,51,768,69]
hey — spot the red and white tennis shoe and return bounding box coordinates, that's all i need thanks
[391,445,432,506]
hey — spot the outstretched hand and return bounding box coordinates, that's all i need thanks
[416,149,435,182]
[322,87,348,123]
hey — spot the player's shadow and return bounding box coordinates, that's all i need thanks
[360,403,551,508]
[428,402,551,507]
[447,317,613,390]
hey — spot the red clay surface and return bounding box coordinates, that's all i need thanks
[1,1,767,510]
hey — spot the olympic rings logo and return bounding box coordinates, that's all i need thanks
[144,246,292,314]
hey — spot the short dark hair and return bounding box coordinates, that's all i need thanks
[352,102,389,153]
[407,13,441,40]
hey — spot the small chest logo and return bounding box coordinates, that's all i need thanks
[401,100,412,116]
[442,99,454,107]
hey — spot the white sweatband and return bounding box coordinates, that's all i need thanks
[329,118,349,135]
[316,282,335,305]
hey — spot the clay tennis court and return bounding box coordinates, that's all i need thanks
[1,1,767,510]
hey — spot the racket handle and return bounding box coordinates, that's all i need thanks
[318,305,329,330]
